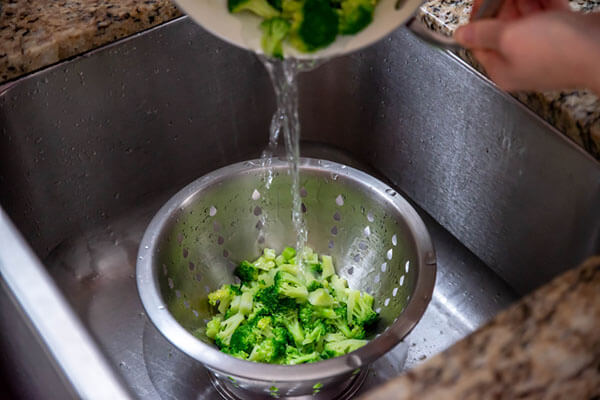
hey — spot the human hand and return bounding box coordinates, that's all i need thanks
[454,0,600,94]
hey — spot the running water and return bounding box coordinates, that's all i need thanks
[259,56,324,262]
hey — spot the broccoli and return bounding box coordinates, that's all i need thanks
[337,0,374,34]
[230,323,257,354]
[208,284,239,314]
[324,338,368,357]
[204,247,377,364]
[254,256,276,271]
[249,338,282,362]
[254,284,296,313]
[288,0,339,52]
[285,346,321,364]
[308,262,323,274]
[276,310,305,346]
[282,246,296,261]
[228,0,281,18]
[206,316,222,339]
[302,320,327,345]
[307,280,323,292]
[215,313,245,346]
[274,271,308,301]
[235,261,259,284]
[308,288,334,307]
[346,289,378,327]
[321,255,335,278]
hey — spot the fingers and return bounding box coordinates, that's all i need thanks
[454,20,506,50]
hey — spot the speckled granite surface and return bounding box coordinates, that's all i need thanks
[0,0,181,83]
[418,0,600,159]
[360,256,600,400]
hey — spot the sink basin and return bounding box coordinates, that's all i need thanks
[0,16,598,399]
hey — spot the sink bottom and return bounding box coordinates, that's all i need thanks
[45,145,517,399]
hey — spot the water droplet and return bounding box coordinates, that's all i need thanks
[251,189,261,200]
[381,262,387,272]
[392,234,397,246]
[367,212,374,222]
[387,249,393,260]
[399,275,405,286]
[364,226,371,236]
[335,194,344,206]
[209,206,217,216]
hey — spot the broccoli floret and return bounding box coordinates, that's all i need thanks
[298,303,315,328]
[254,256,276,271]
[249,338,280,362]
[288,0,339,52]
[239,291,254,315]
[230,323,257,354]
[206,316,222,339]
[208,284,239,314]
[274,271,308,301]
[284,346,320,365]
[302,320,327,345]
[321,255,335,279]
[254,285,297,313]
[275,310,304,346]
[308,262,322,274]
[216,313,245,346]
[263,248,277,260]
[308,288,334,307]
[324,338,367,356]
[235,261,259,284]
[307,280,323,292]
[228,0,281,18]
[282,246,296,261]
[337,0,374,34]
[329,274,349,302]
[268,0,283,9]
[346,289,378,327]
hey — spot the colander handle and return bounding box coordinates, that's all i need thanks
[406,0,504,51]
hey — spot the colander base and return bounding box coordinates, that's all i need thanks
[208,367,369,400]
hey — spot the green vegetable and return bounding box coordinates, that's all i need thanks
[205,247,378,364]
[227,0,378,57]
[228,0,281,18]
[337,0,374,34]
[235,261,259,284]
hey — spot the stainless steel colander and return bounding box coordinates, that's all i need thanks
[137,158,436,399]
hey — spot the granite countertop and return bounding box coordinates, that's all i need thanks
[360,256,600,399]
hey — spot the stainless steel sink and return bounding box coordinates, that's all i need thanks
[1,16,598,399]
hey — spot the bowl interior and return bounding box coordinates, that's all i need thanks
[154,160,420,346]
[173,0,424,59]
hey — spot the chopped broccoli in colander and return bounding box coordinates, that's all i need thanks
[204,247,379,364]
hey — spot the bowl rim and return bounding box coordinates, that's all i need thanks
[136,157,436,382]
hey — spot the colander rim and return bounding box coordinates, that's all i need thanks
[136,157,436,382]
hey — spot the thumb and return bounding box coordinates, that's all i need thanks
[454,20,507,50]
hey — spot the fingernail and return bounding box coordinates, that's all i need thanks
[454,25,473,46]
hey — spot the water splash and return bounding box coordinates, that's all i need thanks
[258,56,325,260]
